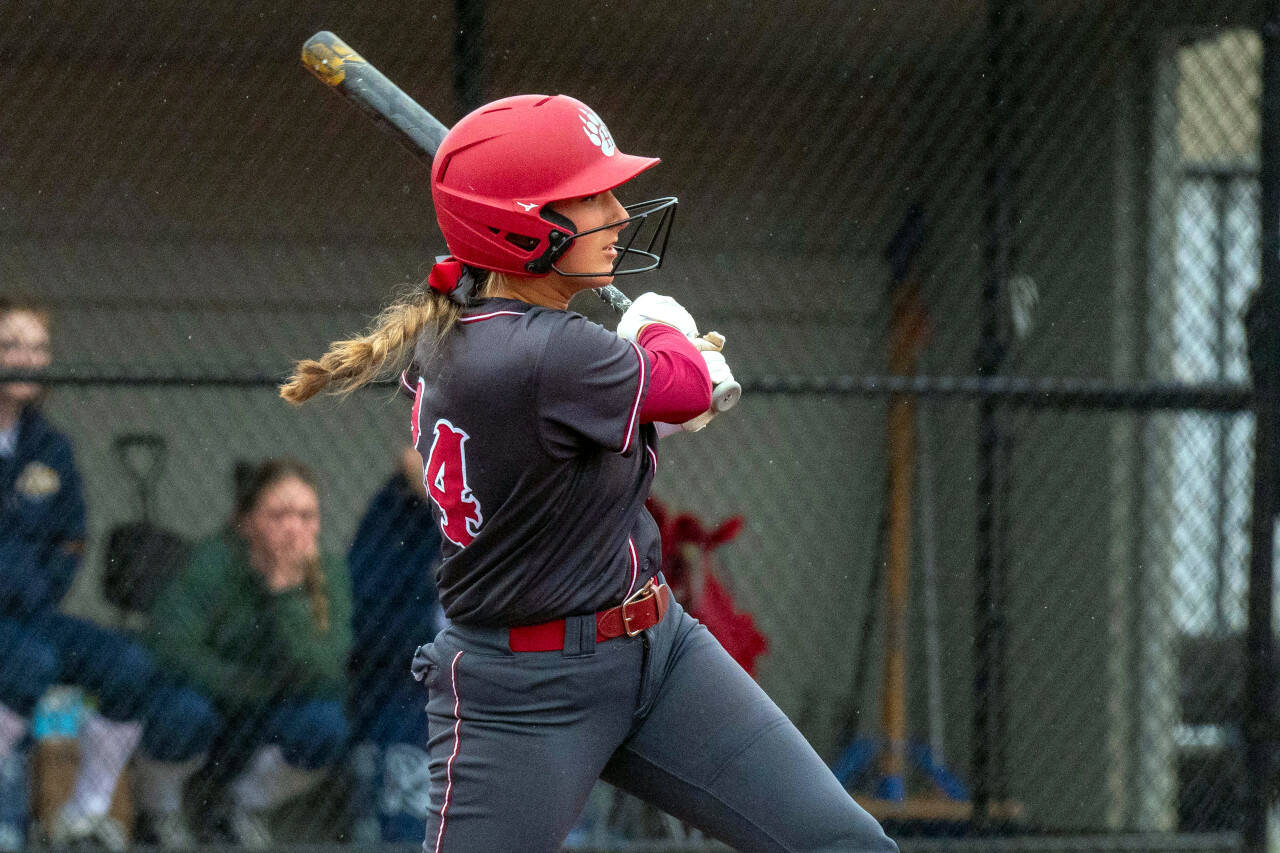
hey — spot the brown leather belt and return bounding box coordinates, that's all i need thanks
[508,580,671,653]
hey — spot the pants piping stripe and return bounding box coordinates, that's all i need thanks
[434,650,465,853]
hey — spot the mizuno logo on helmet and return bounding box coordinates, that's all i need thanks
[515,201,537,211]
[579,107,616,156]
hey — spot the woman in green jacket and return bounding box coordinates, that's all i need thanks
[133,458,352,850]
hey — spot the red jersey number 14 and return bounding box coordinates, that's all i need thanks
[423,419,483,547]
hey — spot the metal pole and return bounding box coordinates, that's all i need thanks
[1244,5,1280,852]
[453,0,486,114]
[975,0,1021,829]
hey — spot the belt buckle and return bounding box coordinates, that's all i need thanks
[621,580,657,637]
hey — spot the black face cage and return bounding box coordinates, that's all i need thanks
[525,197,679,277]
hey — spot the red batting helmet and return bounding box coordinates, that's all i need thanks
[431,94,676,276]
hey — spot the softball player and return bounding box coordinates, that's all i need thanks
[282,94,897,853]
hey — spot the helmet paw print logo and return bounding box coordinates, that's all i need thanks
[579,107,616,156]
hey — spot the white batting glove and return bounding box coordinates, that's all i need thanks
[678,338,736,433]
[700,349,733,388]
[616,293,698,342]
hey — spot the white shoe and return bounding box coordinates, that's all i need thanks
[48,812,126,853]
[228,806,272,851]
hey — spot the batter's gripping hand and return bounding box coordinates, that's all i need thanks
[698,344,733,387]
[680,333,739,432]
[616,293,698,342]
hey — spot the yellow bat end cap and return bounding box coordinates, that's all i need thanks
[301,34,364,87]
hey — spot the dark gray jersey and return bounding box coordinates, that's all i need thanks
[408,297,660,626]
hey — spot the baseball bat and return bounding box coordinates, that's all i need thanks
[299,31,741,414]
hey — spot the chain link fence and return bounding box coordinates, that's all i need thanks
[0,1,1272,850]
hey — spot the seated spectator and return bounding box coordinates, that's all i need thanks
[347,447,444,843]
[0,297,167,852]
[133,458,352,850]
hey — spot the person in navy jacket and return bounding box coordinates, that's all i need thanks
[0,297,164,852]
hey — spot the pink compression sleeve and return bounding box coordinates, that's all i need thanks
[637,324,712,423]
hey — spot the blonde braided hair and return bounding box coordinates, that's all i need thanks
[280,287,450,404]
[280,271,510,404]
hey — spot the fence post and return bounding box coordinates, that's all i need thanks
[974,0,1023,830]
[1246,4,1280,852]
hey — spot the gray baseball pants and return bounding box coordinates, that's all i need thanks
[410,595,898,853]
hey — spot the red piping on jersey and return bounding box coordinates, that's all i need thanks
[399,369,416,396]
[458,310,525,323]
[434,650,465,853]
[637,324,712,423]
[410,377,425,447]
[620,341,647,454]
[625,537,639,599]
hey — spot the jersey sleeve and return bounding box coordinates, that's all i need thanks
[537,312,651,457]
[636,323,712,423]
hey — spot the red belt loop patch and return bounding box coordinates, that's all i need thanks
[507,620,566,653]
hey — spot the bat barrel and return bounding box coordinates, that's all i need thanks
[301,31,448,159]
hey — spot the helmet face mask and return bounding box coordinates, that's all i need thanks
[431,95,678,277]
[530,196,678,277]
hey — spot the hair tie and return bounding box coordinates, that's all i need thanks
[428,257,464,295]
[428,257,479,306]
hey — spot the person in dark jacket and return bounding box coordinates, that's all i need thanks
[133,458,353,851]
[347,447,444,843]
[0,297,169,852]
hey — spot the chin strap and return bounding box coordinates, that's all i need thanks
[427,256,481,306]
